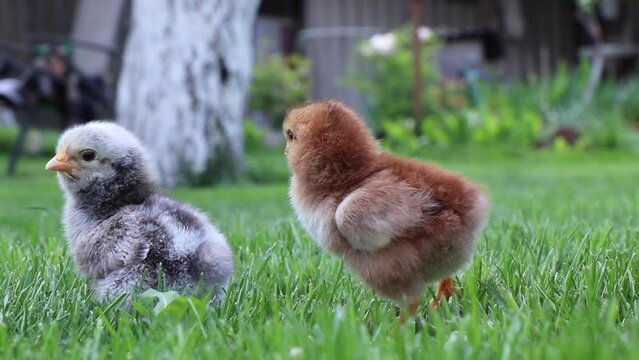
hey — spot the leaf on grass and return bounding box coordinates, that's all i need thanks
[141,289,183,316]
[140,289,208,319]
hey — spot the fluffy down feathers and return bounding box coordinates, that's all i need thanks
[48,122,233,301]
[284,101,489,308]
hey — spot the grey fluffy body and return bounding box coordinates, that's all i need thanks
[54,122,234,301]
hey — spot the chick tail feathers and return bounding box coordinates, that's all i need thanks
[95,263,148,302]
[189,240,234,298]
[468,192,490,232]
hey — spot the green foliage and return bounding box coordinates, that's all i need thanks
[243,146,290,184]
[348,25,441,133]
[241,120,290,184]
[369,55,639,152]
[249,54,311,129]
[2,151,639,358]
[605,76,639,124]
[141,289,209,320]
[538,62,639,150]
[576,0,599,13]
[0,127,59,156]
[181,149,239,187]
[581,109,628,149]
[243,119,267,153]
[381,81,545,153]
[0,126,18,153]
[348,23,638,153]
[380,118,423,151]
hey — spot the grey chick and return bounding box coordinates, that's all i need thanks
[45,121,234,301]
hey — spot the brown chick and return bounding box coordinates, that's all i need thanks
[284,101,490,322]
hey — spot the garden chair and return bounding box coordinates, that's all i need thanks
[3,0,126,176]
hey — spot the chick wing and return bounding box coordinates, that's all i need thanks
[72,206,150,279]
[334,170,435,251]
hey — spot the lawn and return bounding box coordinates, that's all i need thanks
[0,147,638,359]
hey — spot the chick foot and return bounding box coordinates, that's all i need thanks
[399,301,420,325]
[428,277,456,309]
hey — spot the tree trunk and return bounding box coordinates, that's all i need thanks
[117,0,261,187]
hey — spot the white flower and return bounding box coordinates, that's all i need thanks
[368,32,396,55]
[417,26,434,41]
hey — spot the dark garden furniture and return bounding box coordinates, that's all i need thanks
[1,0,126,175]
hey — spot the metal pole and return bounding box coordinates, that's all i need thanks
[411,0,423,122]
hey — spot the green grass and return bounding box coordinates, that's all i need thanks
[0,147,638,359]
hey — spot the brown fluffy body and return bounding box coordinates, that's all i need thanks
[284,101,490,312]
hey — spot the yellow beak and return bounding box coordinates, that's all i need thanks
[45,151,75,173]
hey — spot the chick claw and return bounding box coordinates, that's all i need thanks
[399,301,420,325]
[428,277,457,309]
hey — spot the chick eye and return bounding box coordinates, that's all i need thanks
[81,150,96,162]
[287,130,294,141]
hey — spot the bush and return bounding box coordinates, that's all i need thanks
[349,25,545,149]
[351,31,639,152]
[348,25,442,133]
[243,119,267,153]
[249,54,311,129]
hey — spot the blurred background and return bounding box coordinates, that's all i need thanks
[0,0,638,187]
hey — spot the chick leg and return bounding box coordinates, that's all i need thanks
[399,301,420,325]
[428,277,456,309]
